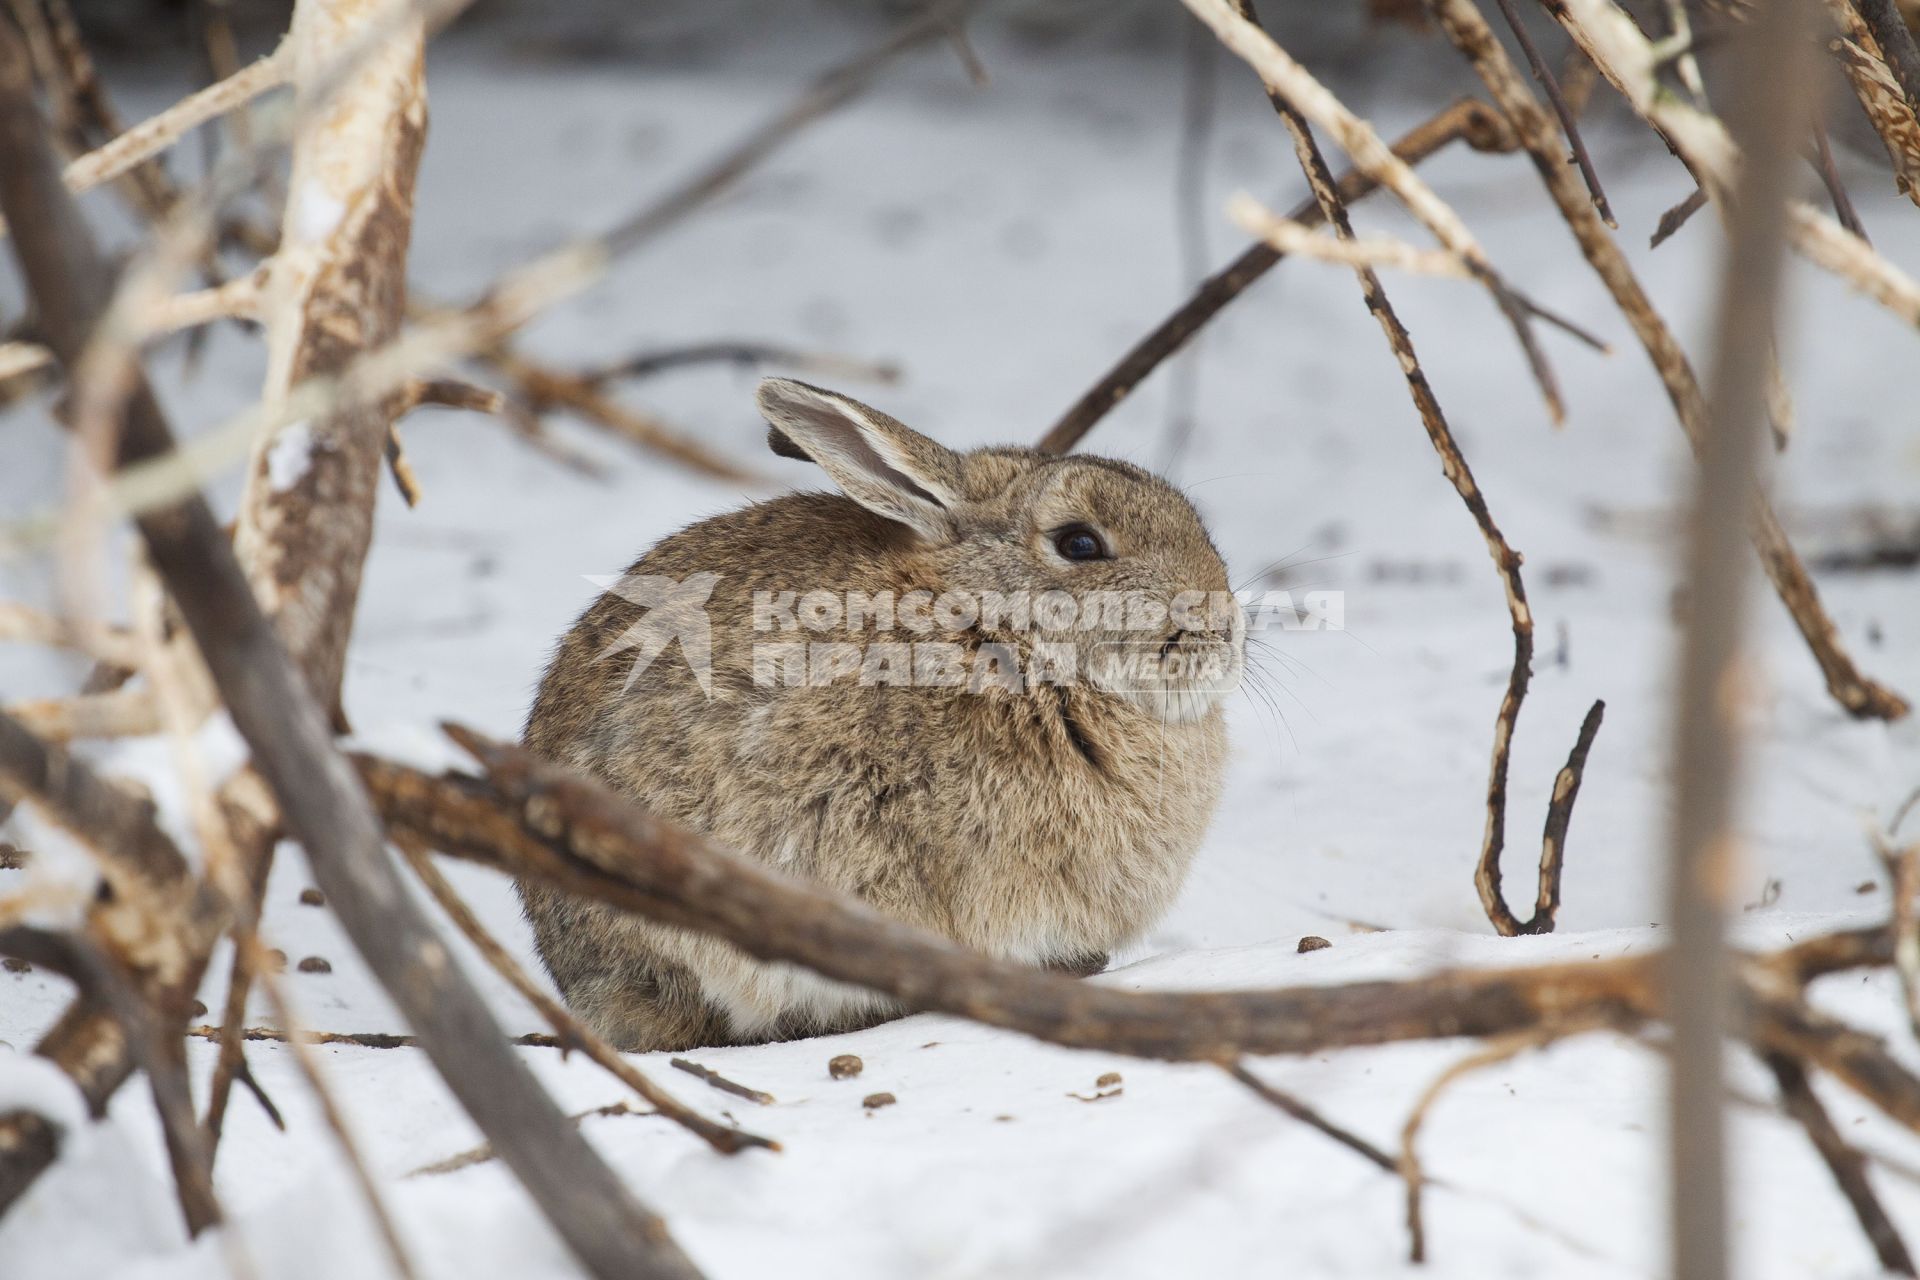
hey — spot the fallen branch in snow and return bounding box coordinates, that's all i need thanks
[353,728,1912,1072]
[1399,1024,1581,1264]
[354,727,1920,1266]
[1224,1061,1395,1172]
[408,1100,643,1180]
[670,1057,777,1106]
[1038,95,1517,454]
[1764,1051,1917,1276]
[186,1023,561,1050]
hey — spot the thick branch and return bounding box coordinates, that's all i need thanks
[0,27,701,1279]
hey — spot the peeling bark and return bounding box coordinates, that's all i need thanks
[235,0,428,704]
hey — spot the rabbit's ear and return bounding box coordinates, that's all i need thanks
[757,378,962,543]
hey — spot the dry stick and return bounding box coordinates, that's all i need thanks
[1490,0,1616,225]
[1181,0,1567,426]
[0,46,287,240]
[255,959,419,1280]
[1399,1023,1587,1264]
[363,734,1677,1057]
[0,34,701,1280]
[473,342,760,483]
[1651,185,1709,248]
[63,930,232,1245]
[1226,198,1472,276]
[1809,120,1870,243]
[189,1024,559,1049]
[580,340,900,387]
[0,713,237,1217]
[361,733,1920,1148]
[1854,0,1920,118]
[1224,1061,1397,1171]
[384,377,526,505]
[1753,988,1920,1138]
[1233,3,1601,939]
[1875,832,1920,1041]
[0,601,143,668]
[1826,7,1920,207]
[1662,4,1820,1277]
[1764,1051,1917,1276]
[400,843,777,1153]
[670,1058,776,1106]
[1434,0,1908,724]
[50,0,972,535]
[1546,0,1920,331]
[409,1101,640,1180]
[1038,97,1517,454]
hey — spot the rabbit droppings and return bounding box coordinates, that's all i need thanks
[518,378,1245,1051]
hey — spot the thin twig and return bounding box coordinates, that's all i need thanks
[1227,197,1472,276]
[401,844,776,1153]
[1235,4,1602,940]
[578,341,900,389]
[1651,185,1709,248]
[1183,0,1567,424]
[188,1024,560,1049]
[1490,0,1615,225]
[408,1101,641,1179]
[1809,119,1869,243]
[1225,1061,1396,1171]
[670,1058,776,1106]
[1400,1025,1581,1264]
[1763,1051,1917,1275]
[1039,96,1516,453]
[1443,0,1907,724]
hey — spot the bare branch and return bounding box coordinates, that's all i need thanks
[1660,4,1823,1274]
[1432,0,1907,723]
[1039,96,1517,454]
[400,843,776,1153]
[0,26,703,1276]
[1763,1051,1916,1275]
[1490,0,1615,225]
[1182,0,1567,423]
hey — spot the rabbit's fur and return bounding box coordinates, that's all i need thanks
[518,379,1243,1050]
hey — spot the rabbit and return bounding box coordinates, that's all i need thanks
[517,378,1245,1051]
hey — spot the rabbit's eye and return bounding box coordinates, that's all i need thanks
[1052,525,1110,562]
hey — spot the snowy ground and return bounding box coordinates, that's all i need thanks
[4,8,1920,1278]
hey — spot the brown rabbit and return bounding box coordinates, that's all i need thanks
[518,379,1244,1051]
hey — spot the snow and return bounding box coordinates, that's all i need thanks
[264,419,316,493]
[291,183,347,243]
[3,10,1920,1279]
